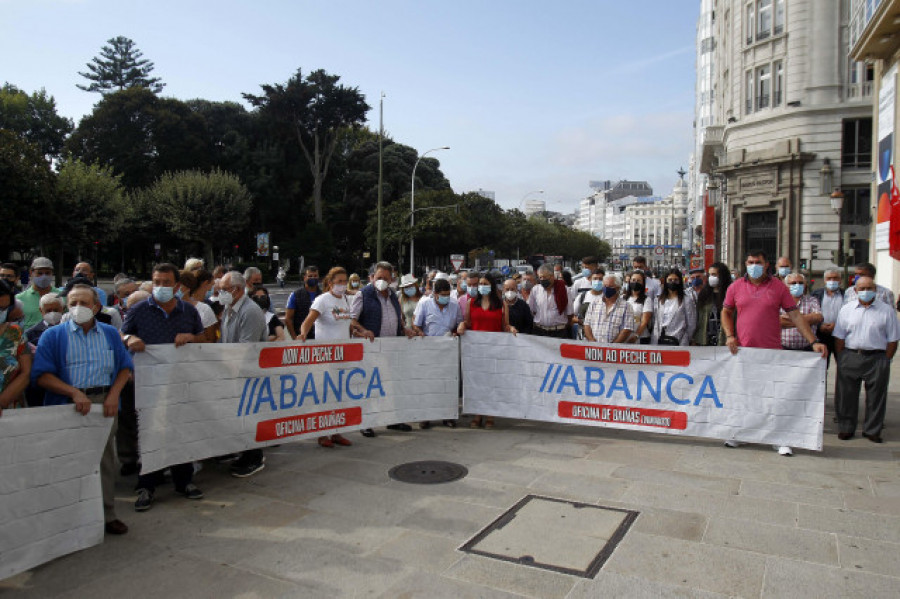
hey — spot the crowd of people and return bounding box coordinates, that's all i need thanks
[0,249,897,536]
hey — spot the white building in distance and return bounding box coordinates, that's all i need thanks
[523,199,546,216]
[577,180,653,237]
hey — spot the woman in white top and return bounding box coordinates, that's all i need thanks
[298,266,354,449]
[625,270,654,344]
[652,269,696,346]
[177,270,218,342]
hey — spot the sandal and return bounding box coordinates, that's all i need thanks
[318,436,334,448]
[331,434,352,447]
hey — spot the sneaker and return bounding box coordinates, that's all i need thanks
[134,488,154,512]
[723,440,742,448]
[419,421,432,430]
[177,483,204,500]
[360,428,376,438]
[231,459,265,478]
[774,445,793,456]
[387,423,412,432]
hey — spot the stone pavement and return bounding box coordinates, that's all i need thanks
[2,364,900,598]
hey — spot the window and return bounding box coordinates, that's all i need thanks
[757,0,772,39]
[745,70,754,114]
[701,36,716,53]
[746,3,755,44]
[773,61,783,105]
[841,187,871,226]
[774,0,785,34]
[842,118,873,168]
[757,64,771,109]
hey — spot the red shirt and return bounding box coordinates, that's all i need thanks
[469,300,504,332]
[723,275,797,349]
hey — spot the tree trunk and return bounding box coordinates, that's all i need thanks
[202,239,214,269]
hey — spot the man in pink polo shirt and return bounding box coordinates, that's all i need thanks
[721,249,826,456]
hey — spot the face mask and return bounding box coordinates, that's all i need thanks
[858,290,876,303]
[708,276,720,287]
[591,281,604,292]
[217,290,234,307]
[523,281,534,291]
[175,289,184,299]
[691,278,703,289]
[153,286,174,303]
[789,283,805,297]
[825,280,840,291]
[43,311,63,326]
[350,280,360,288]
[603,287,618,299]
[403,287,417,297]
[252,296,270,310]
[69,305,94,324]
[374,279,389,292]
[581,268,591,278]
[389,281,399,291]
[306,278,319,288]
[460,282,467,292]
[0,306,7,324]
[777,267,790,277]
[467,286,478,297]
[205,289,214,300]
[437,295,451,305]
[539,279,552,289]
[666,281,682,292]
[332,284,347,296]
[517,283,523,291]
[503,290,518,302]
[747,264,764,279]
[33,274,53,288]
[630,282,643,293]
[478,285,492,296]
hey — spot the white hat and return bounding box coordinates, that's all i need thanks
[399,274,418,288]
[434,272,450,281]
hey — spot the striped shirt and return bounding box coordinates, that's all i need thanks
[64,320,115,388]
[780,294,821,349]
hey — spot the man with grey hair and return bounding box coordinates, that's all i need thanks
[780,272,822,351]
[243,266,263,294]
[218,270,268,476]
[527,264,573,338]
[583,274,633,343]
[813,268,844,370]
[843,262,895,308]
[25,292,64,347]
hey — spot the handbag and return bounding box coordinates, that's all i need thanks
[657,326,680,346]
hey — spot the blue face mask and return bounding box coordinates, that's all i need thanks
[436,295,450,305]
[591,281,604,292]
[691,278,703,289]
[205,289,213,300]
[858,289,876,303]
[581,268,591,278]
[789,283,805,297]
[0,306,7,324]
[175,289,184,299]
[825,280,840,291]
[153,286,175,303]
[746,264,764,279]
[603,286,618,299]
[478,284,492,296]
[467,286,478,297]
[403,287,417,297]
[777,267,790,277]
[460,282,467,292]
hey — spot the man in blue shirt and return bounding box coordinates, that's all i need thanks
[32,284,133,535]
[122,263,207,512]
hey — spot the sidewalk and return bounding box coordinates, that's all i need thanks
[2,362,900,598]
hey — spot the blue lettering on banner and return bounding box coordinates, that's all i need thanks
[538,364,722,408]
[235,367,387,416]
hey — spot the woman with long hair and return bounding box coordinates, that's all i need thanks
[652,269,696,346]
[692,262,733,346]
[250,286,287,342]
[625,270,654,344]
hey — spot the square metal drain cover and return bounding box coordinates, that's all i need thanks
[459,495,638,578]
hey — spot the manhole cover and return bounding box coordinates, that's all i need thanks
[460,495,639,578]
[389,461,468,484]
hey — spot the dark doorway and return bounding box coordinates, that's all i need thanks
[743,210,778,260]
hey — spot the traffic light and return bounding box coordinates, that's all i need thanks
[811,244,818,259]
[800,259,808,270]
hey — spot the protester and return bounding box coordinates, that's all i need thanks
[520,271,537,304]
[459,270,480,322]
[573,268,606,340]
[692,262,732,346]
[528,265,572,338]
[0,263,20,293]
[285,266,321,340]
[843,262,896,308]
[251,286,287,341]
[625,270,653,344]
[775,256,792,280]
[178,270,218,342]
[813,268,844,370]
[0,280,32,414]
[398,274,421,328]
[833,275,900,442]
[113,277,139,319]
[583,274,633,343]
[243,266,263,293]
[686,268,705,303]
[16,257,60,329]
[184,258,204,272]
[503,278,533,335]
[652,269,696,346]
[31,283,133,535]
[412,278,460,429]
[350,261,417,437]
[780,273,822,351]
[25,293,64,347]
[60,276,123,330]
[721,250,826,456]
[72,261,108,306]
[347,272,362,295]
[122,263,207,510]
[632,256,661,298]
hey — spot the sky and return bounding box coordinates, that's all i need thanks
[1,0,699,214]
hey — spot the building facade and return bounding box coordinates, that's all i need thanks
[700,0,873,275]
[577,180,653,238]
[523,199,546,216]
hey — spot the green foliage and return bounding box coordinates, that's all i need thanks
[0,130,56,253]
[55,159,126,248]
[0,83,73,159]
[77,36,164,94]
[143,169,253,264]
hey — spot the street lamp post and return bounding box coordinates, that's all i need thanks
[377,92,385,262]
[410,146,450,276]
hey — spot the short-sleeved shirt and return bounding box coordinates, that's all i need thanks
[16,285,62,330]
[415,297,462,336]
[311,292,352,340]
[469,300,504,332]
[781,295,821,349]
[193,300,217,329]
[723,275,797,349]
[122,296,204,345]
[627,296,654,339]
[584,298,632,343]
[833,299,900,350]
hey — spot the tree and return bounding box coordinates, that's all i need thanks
[55,159,127,250]
[0,130,56,253]
[143,169,252,265]
[0,83,73,159]
[77,36,164,94]
[245,68,370,223]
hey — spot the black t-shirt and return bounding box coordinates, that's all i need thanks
[507,298,534,334]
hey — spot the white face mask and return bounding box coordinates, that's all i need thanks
[217,290,234,307]
[69,305,94,324]
[374,279,389,292]
[708,276,719,288]
[331,284,347,296]
[43,311,63,326]
[503,290,518,302]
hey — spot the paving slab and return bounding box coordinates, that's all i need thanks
[761,556,900,598]
[703,517,839,565]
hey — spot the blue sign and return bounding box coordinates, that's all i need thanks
[500,266,510,275]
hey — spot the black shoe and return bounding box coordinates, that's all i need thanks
[231,460,265,478]
[120,462,139,476]
[419,421,432,430]
[361,428,376,437]
[443,419,457,428]
[387,423,412,432]
[863,433,884,444]
[105,519,128,535]
[134,488,154,512]
[176,483,204,499]
[837,432,854,440]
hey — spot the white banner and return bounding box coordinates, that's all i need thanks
[461,332,826,451]
[135,336,459,472]
[0,406,111,581]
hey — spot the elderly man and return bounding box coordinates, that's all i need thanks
[218,271,268,476]
[528,265,573,338]
[17,257,60,329]
[780,273,823,351]
[72,262,108,306]
[722,250,826,456]
[833,276,900,442]
[243,266,263,293]
[503,277,533,335]
[843,262,895,308]
[113,277,139,318]
[122,263,206,511]
[775,256,792,280]
[285,265,321,340]
[32,284,133,535]
[25,292,64,347]
[350,261,416,437]
[813,269,844,370]
[583,275,633,344]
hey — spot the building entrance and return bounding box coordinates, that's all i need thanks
[743,211,778,260]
